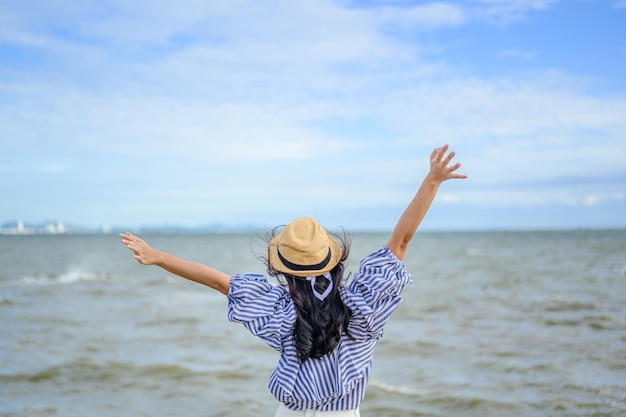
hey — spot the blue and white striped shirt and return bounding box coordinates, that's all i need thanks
[227,245,412,411]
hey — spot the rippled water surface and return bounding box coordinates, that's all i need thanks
[1,230,625,416]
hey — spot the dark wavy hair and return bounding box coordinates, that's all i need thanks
[260,226,353,362]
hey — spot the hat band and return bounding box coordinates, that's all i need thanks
[277,246,332,272]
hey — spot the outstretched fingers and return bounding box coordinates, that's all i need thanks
[448,161,467,179]
[119,232,154,264]
[431,144,449,162]
[120,233,137,249]
[429,144,467,181]
[444,150,456,165]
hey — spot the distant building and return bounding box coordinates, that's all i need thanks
[0,220,69,235]
[45,221,66,234]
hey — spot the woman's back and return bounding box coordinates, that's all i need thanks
[228,245,412,410]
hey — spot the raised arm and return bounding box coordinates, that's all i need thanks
[119,232,231,295]
[387,144,467,260]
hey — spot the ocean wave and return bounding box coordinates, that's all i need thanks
[139,316,202,327]
[369,379,430,396]
[2,231,624,417]
[19,269,110,285]
[545,314,622,330]
[542,295,596,312]
[0,359,201,384]
[0,296,14,305]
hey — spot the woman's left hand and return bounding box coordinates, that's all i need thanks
[428,144,467,183]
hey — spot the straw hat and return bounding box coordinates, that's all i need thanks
[268,217,341,277]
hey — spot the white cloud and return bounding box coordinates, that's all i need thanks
[613,1,626,10]
[377,3,467,29]
[583,194,600,206]
[1,0,625,228]
[469,0,559,23]
[380,75,626,184]
[32,164,68,174]
[500,48,535,60]
[438,192,463,203]
[583,192,626,207]
[2,1,624,182]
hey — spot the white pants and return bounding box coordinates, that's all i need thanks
[274,403,360,417]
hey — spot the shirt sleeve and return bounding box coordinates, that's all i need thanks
[227,273,296,353]
[340,245,412,341]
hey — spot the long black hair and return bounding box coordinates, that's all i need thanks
[261,227,353,362]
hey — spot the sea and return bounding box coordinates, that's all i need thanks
[1,230,625,417]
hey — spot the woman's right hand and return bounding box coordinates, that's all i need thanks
[119,232,160,265]
[119,232,231,294]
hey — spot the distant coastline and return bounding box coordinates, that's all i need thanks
[0,220,259,236]
[1,219,624,236]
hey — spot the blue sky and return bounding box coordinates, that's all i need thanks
[1,0,625,231]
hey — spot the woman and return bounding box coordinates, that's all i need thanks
[120,144,466,416]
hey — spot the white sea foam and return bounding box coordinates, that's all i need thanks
[20,269,109,285]
[369,379,429,396]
